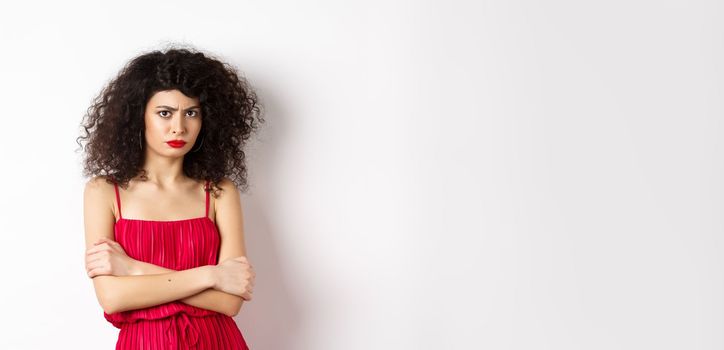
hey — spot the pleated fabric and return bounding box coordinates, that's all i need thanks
[115,312,248,349]
[104,180,249,349]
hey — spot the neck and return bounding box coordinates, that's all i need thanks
[139,152,187,189]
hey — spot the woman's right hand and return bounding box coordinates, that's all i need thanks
[213,256,255,300]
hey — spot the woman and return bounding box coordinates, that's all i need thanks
[77,46,264,349]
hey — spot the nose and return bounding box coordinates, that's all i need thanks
[171,114,186,135]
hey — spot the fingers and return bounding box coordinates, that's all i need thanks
[228,256,255,274]
[87,238,122,256]
[85,241,113,275]
[86,244,111,257]
[85,253,103,266]
[85,248,110,265]
[222,257,256,300]
[238,283,253,300]
[86,263,110,278]
[87,267,110,278]
[87,239,112,252]
[234,256,251,263]
[86,259,103,274]
[85,249,110,275]
[94,237,118,247]
[233,256,255,270]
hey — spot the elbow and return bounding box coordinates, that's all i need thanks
[97,292,119,314]
[93,277,120,314]
[102,304,117,315]
[226,297,244,317]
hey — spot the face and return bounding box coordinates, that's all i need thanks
[143,89,202,157]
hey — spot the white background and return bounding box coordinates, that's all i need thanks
[0,0,722,349]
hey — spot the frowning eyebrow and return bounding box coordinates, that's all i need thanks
[154,105,201,111]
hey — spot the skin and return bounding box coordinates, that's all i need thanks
[83,89,256,316]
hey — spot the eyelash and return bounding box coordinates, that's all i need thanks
[158,110,199,118]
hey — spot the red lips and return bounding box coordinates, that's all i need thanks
[166,140,187,148]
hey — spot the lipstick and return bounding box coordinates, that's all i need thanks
[166,140,187,148]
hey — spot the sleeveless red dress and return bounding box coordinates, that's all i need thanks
[104,180,250,349]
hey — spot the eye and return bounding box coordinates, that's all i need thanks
[158,110,171,118]
[186,110,199,117]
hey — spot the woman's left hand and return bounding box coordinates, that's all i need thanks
[85,237,137,278]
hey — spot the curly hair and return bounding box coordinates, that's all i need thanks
[76,46,264,195]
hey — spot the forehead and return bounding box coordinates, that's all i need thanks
[147,89,199,106]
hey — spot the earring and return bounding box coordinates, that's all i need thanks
[191,135,205,152]
[138,129,144,150]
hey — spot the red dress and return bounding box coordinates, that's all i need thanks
[104,180,249,349]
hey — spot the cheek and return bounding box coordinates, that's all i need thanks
[144,115,163,132]
[191,120,203,134]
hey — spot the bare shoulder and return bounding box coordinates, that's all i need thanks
[84,175,114,201]
[215,177,240,197]
[83,176,116,248]
[213,177,243,215]
[84,175,121,220]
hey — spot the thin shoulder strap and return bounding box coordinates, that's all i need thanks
[204,180,210,218]
[113,182,123,220]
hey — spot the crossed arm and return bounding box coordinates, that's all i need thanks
[84,177,248,317]
[129,260,243,316]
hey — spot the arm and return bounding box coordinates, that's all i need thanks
[131,261,242,317]
[208,177,252,317]
[83,177,216,314]
[93,267,215,314]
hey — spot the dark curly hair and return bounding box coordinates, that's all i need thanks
[76,45,264,195]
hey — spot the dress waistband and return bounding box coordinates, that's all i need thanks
[164,312,200,349]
